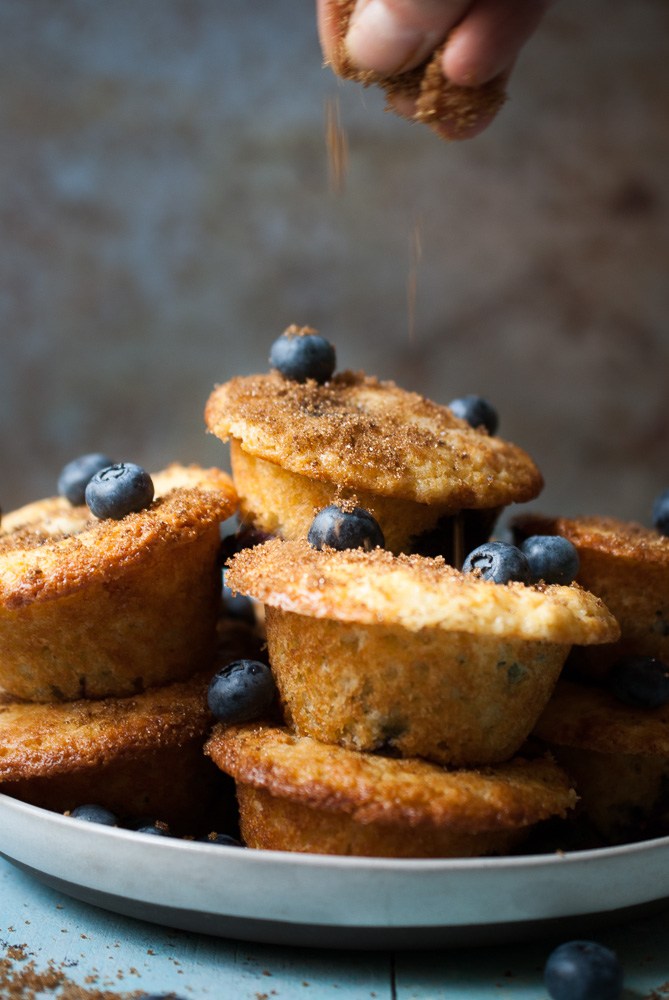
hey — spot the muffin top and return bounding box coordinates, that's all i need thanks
[0,671,214,783]
[513,513,669,570]
[205,370,542,509]
[0,464,237,608]
[225,539,620,645]
[205,722,577,832]
[533,679,669,757]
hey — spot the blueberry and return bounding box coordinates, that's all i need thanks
[135,822,171,837]
[141,995,188,1000]
[609,654,669,709]
[544,940,623,1000]
[462,541,530,585]
[85,462,154,520]
[520,534,580,585]
[197,832,243,847]
[58,453,114,506]
[269,329,336,384]
[207,659,276,724]
[69,804,117,826]
[307,505,385,552]
[652,489,669,536]
[448,395,498,435]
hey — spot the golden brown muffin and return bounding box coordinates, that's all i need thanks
[323,0,506,140]
[205,363,543,557]
[513,513,669,679]
[205,722,577,858]
[533,679,669,845]
[0,618,260,835]
[0,672,221,834]
[225,539,619,766]
[0,464,237,701]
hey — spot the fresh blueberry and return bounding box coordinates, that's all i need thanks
[207,659,276,724]
[652,489,669,536]
[308,505,385,552]
[141,995,188,1000]
[69,804,117,826]
[462,541,530,585]
[269,329,336,384]
[520,534,580,585]
[544,940,623,1000]
[448,395,499,435]
[58,453,114,506]
[85,462,154,520]
[609,654,669,709]
[197,832,243,847]
[135,822,171,837]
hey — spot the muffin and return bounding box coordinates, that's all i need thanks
[323,0,506,139]
[0,671,228,835]
[205,358,543,559]
[0,464,237,701]
[533,679,669,845]
[225,539,619,766]
[205,722,577,858]
[513,513,669,680]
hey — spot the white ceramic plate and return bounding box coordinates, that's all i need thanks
[1,792,668,950]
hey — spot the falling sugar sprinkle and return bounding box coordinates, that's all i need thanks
[407,217,423,342]
[325,94,349,194]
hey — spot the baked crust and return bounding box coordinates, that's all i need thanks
[0,618,258,832]
[0,672,212,782]
[0,464,238,701]
[324,0,506,140]
[513,513,669,675]
[205,370,542,510]
[0,464,237,608]
[205,723,577,832]
[533,678,669,844]
[533,679,669,757]
[513,513,669,568]
[227,438,492,556]
[226,539,620,645]
[0,671,218,833]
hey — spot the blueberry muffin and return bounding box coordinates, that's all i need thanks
[0,464,237,701]
[225,539,619,766]
[205,722,577,858]
[0,671,227,835]
[513,513,669,680]
[533,679,669,845]
[323,0,506,139]
[205,340,543,559]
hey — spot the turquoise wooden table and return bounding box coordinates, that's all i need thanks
[2,856,669,1000]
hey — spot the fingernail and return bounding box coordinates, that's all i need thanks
[345,0,428,74]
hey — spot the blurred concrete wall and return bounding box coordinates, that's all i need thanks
[2,0,668,526]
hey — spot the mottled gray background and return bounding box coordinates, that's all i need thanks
[2,0,668,527]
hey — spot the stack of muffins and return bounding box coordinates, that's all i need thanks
[0,462,259,835]
[5,327,664,859]
[513,512,669,846]
[203,327,619,858]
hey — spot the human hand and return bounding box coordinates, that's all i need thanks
[317,0,554,139]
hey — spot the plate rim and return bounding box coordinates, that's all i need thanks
[5,788,669,871]
[3,791,669,936]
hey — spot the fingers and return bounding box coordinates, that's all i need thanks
[346,0,471,75]
[316,0,551,141]
[442,0,554,86]
[317,0,470,74]
[318,0,553,84]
